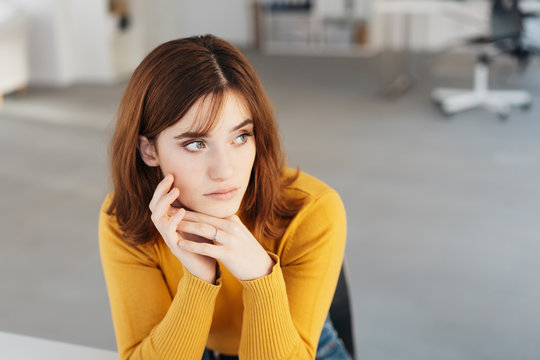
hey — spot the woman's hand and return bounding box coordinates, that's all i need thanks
[149,174,217,284]
[177,211,276,281]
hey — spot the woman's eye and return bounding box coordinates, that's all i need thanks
[233,132,253,145]
[184,141,205,152]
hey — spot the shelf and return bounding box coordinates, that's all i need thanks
[255,2,372,57]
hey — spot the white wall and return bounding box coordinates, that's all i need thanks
[16,0,66,85]
[144,0,253,49]
[68,0,115,83]
[0,1,29,93]
[16,0,115,85]
[16,0,253,86]
[369,0,490,52]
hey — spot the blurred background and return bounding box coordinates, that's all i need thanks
[1,0,540,359]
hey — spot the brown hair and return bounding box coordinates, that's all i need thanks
[107,34,300,245]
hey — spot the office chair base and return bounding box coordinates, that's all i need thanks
[432,87,532,119]
[432,59,533,119]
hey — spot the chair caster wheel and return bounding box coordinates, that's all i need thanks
[497,112,510,121]
[442,111,454,120]
[433,102,453,119]
[520,102,531,111]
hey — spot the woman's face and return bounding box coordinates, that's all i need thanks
[140,92,256,218]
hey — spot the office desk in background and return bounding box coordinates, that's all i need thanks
[370,0,540,96]
[0,331,118,360]
[371,0,540,51]
[370,0,490,96]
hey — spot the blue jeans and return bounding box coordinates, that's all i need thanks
[202,315,350,359]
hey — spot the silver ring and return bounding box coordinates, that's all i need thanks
[214,227,219,241]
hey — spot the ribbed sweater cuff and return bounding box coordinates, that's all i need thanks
[152,266,222,359]
[239,252,282,296]
[238,252,301,358]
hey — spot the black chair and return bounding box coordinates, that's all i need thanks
[205,263,356,360]
[329,261,356,359]
[431,0,539,119]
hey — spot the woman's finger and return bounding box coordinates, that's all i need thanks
[162,209,185,252]
[167,207,181,217]
[179,240,219,258]
[153,187,179,221]
[182,210,236,234]
[165,208,185,245]
[148,174,174,212]
[178,220,226,244]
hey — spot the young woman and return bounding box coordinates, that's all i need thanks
[99,34,349,360]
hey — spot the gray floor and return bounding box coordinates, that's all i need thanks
[1,51,540,360]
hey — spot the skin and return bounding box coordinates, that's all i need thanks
[139,91,275,283]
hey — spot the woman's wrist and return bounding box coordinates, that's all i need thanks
[203,265,218,285]
[183,260,218,284]
[262,254,276,277]
[248,252,275,281]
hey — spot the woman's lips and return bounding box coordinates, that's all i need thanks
[204,188,239,201]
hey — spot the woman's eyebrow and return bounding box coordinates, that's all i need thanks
[173,131,206,140]
[173,119,253,140]
[231,119,253,132]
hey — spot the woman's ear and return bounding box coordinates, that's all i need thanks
[138,136,160,167]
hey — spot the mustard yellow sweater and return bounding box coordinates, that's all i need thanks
[99,169,347,359]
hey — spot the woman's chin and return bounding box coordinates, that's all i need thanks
[196,201,240,219]
[199,206,238,219]
[175,199,240,219]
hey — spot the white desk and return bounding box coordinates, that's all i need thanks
[370,0,540,96]
[0,331,118,360]
[371,0,540,52]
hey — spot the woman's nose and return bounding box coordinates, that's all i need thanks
[207,148,234,181]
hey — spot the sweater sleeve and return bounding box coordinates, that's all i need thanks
[238,190,347,359]
[98,196,222,360]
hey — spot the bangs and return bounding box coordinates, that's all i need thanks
[183,89,228,136]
